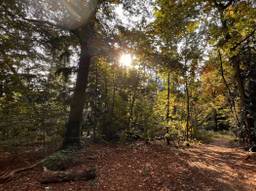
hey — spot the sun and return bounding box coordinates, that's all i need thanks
[119,53,133,68]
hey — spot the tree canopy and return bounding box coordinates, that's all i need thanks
[0,0,255,148]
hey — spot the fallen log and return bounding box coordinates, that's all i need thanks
[40,168,96,184]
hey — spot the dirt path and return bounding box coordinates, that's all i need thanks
[1,139,255,191]
[182,138,256,191]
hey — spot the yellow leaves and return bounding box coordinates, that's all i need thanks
[186,21,199,33]
[240,30,248,38]
[226,9,235,18]
[215,95,226,106]
[154,10,164,19]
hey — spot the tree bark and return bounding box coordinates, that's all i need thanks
[128,94,136,129]
[232,56,252,144]
[111,67,116,116]
[215,2,253,144]
[212,108,218,131]
[93,61,99,142]
[218,50,240,127]
[166,71,171,122]
[104,68,108,112]
[185,79,190,141]
[63,22,95,148]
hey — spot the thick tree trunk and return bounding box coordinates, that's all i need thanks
[63,50,91,148]
[216,3,254,144]
[232,56,252,144]
[63,23,95,148]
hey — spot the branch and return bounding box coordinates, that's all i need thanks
[22,17,68,31]
[223,0,235,9]
[217,49,240,127]
[1,3,66,31]
[0,160,44,183]
[231,27,256,50]
[40,168,96,184]
[214,0,235,10]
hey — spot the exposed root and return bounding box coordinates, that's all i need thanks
[244,152,256,161]
[0,160,44,184]
[40,168,96,184]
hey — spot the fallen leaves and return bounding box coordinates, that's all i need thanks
[0,139,256,191]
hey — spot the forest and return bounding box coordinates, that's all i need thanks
[0,0,256,190]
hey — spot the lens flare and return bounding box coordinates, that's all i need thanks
[24,0,98,30]
[119,53,133,68]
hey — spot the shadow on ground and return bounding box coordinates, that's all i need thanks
[1,138,255,191]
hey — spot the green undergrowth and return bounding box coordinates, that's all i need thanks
[194,130,236,144]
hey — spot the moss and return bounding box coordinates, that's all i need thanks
[43,149,79,171]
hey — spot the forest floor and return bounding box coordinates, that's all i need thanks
[0,137,256,191]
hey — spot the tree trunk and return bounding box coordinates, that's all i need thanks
[216,3,253,144]
[166,71,171,122]
[111,67,116,116]
[212,108,218,131]
[128,94,136,129]
[218,50,241,127]
[93,61,99,142]
[232,56,252,144]
[63,23,95,148]
[185,79,190,141]
[104,68,108,112]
